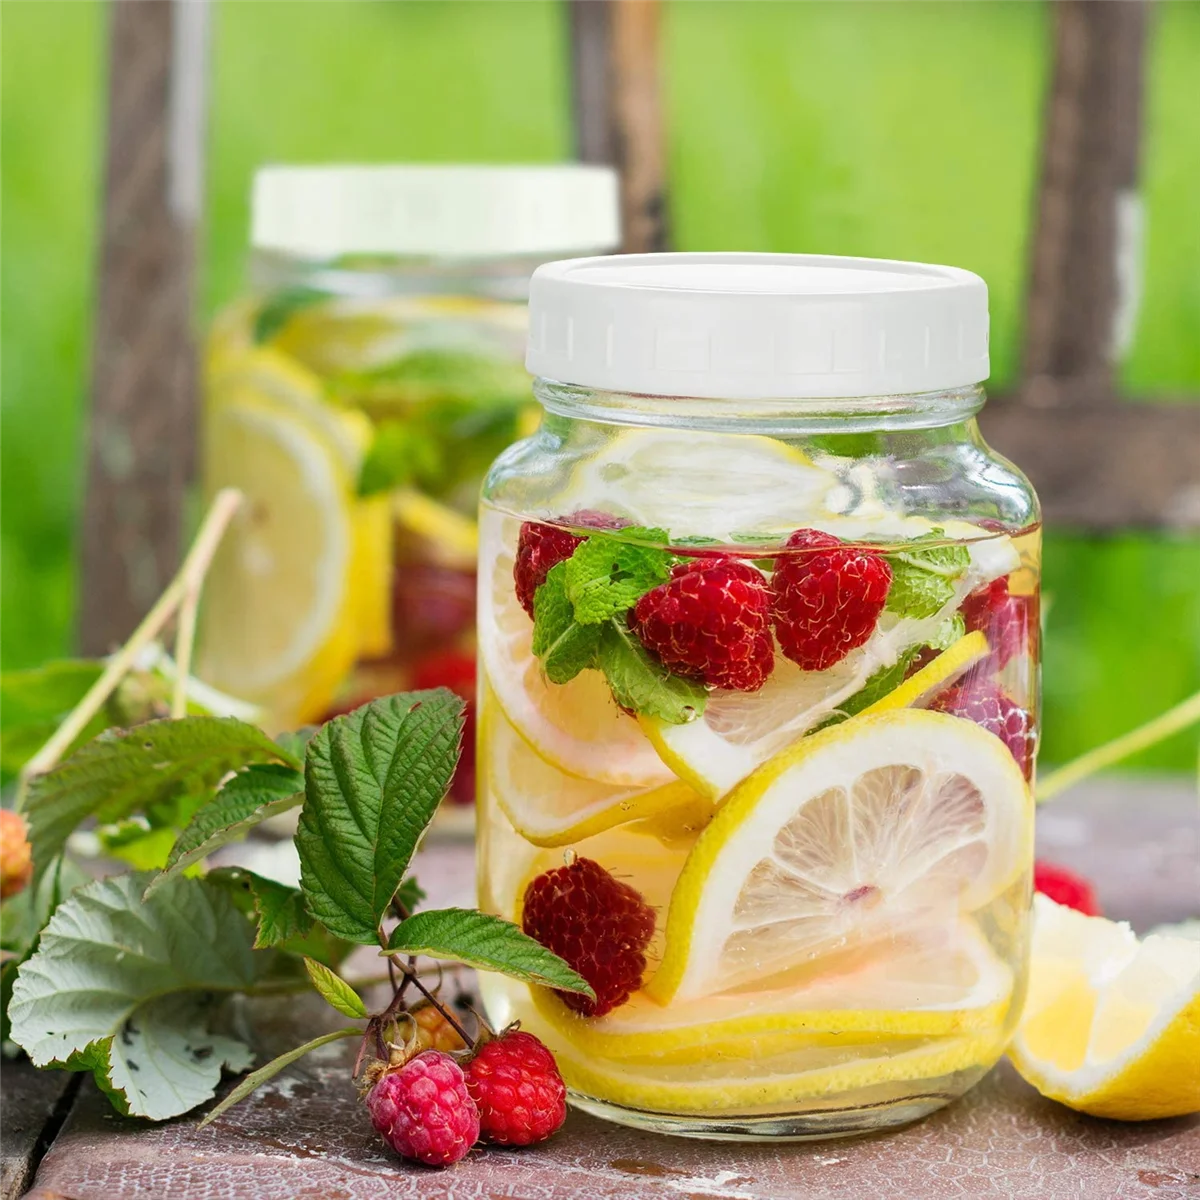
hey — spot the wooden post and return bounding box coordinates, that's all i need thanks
[79,0,206,653]
[569,0,669,253]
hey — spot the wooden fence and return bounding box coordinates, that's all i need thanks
[79,0,1200,654]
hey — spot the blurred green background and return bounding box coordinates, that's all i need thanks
[2,0,1197,769]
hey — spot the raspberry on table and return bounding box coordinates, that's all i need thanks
[521,857,656,1017]
[930,678,1036,779]
[411,1002,467,1054]
[465,1030,567,1146]
[632,557,775,692]
[1034,861,1101,916]
[366,1050,480,1167]
[771,529,892,672]
[961,577,1037,669]
[513,511,626,618]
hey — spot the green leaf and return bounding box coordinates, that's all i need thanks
[297,690,464,944]
[885,531,972,619]
[253,286,329,343]
[0,660,106,778]
[385,908,594,996]
[206,867,315,950]
[531,563,604,684]
[357,420,444,497]
[928,612,967,652]
[198,1027,361,1129]
[564,527,673,625]
[395,876,425,914]
[25,716,299,890]
[9,873,259,1120]
[812,647,925,732]
[597,621,707,724]
[97,821,178,870]
[150,764,304,894]
[303,957,367,1019]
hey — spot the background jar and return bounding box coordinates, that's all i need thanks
[198,165,618,808]
[478,253,1040,1138]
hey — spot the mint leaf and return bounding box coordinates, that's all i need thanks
[198,1028,360,1129]
[9,873,258,1120]
[207,867,314,950]
[928,612,967,652]
[303,957,367,1019]
[885,531,971,619]
[564,527,672,625]
[597,622,707,724]
[297,691,464,944]
[531,562,603,684]
[385,908,593,997]
[25,717,300,890]
[150,764,304,894]
[253,286,328,343]
[813,647,925,732]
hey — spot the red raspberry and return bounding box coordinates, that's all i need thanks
[513,511,626,618]
[412,652,477,805]
[521,857,655,1017]
[464,1030,567,1146]
[631,558,774,692]
[1034,861,1101,916]
[961,577,1037,668]
[930,679,1036,779]
[366,1050,479,1167]
[771,529,892,671]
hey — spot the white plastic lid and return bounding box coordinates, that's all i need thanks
[526,253,990,399]
[252,165,621,260]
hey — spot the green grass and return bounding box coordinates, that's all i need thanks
[1,0,1197,770]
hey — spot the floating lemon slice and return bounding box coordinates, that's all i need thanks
[477,511,673,789]
[530,919,1011,1064]
[1009,895,1200,1120]
[648,709,1031,1005]
[484,693,710,848]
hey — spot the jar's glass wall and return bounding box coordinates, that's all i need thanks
[476,386,1040,1137]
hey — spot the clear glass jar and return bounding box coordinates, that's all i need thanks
[198,166,618,809]
[477,254,1040,1139]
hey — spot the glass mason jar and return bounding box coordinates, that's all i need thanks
[478,253,1040,1139]
[198,165,618,806]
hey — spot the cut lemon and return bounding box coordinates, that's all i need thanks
[859,630,989,717]
[484,694,710,848]
[530,919,1011,1064]
[392,488,478,569]
[648,709,1031,1004]
[477,510,673,789]
[198,353,380,726]
[1009,894,1200,1120]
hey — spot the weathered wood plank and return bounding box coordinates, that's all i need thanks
[79,0,201,654]
[0,1062,76,1200]
[569,0,669,252]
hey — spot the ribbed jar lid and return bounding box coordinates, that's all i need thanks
[252,165,621,260]
[526,252,989,399]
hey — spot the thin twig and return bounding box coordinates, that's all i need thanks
[16,489,244,809]
[171,587,201,720]
[1037,688,1200,803]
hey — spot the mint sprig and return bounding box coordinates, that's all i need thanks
[885,529,971,619]
[563,526,672,624]
[532,562,604,684]
[598,622,708,723]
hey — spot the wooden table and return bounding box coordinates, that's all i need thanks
[5,778,1198,1200]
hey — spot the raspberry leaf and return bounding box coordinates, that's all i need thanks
[207,867,316,950]
[303,957,367,1019]
[197,1027,361,1129]
[564,527,673,625]
[394,875,426,914]
[531,562,604,683]
[8,873,258,1120]
[385,908,594,997]
[24,717,301,892]
[148,764,304,895]
[597,622,707,724]
[296,691,464,944]
[885,531,971,619]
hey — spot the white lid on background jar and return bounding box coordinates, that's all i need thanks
[526,252,990,400]
[252,165,621,260]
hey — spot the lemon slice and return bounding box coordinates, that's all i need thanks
[530,919,1011,1064]
[858,630,989,716]
[477,510,673,788]
[199,353,380,726]
[392,488,478,569]
[1009,895,1200,1120]
[648,709,1031,1004]
[484,692,711,848]
[557,428,834,542]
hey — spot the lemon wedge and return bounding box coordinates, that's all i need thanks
[1009,894,1200,1120]
[483,692,710,848]
[529,920,1012,1064]
[477,510,673,789]
[648,709,1031,1005]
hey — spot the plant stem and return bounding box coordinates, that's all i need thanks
[1037,688,1200,803]
[16,488,244,809]
[400,961,473,1046]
